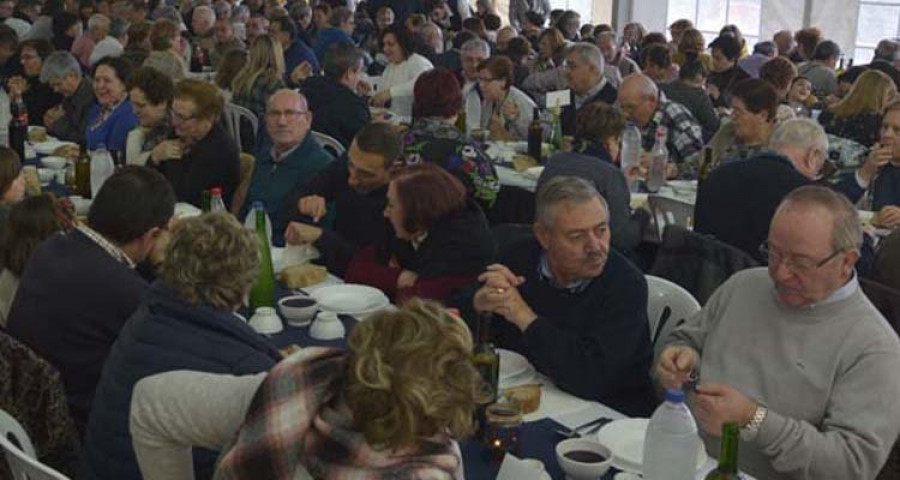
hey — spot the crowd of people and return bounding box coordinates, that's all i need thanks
[0,0,898,479]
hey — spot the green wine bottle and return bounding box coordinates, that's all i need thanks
[472,312,500,439]
[548,106,563,151]
[705,422,742,479]
[248,202,276,312]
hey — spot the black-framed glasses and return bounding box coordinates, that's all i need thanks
[758,241,844,272]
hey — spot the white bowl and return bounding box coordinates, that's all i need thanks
[69,196,92,216]
[248,306,283,335]
[40,156,68,170]
[309,311,345,340]
[556,438,613,480]
[278,295,318,327]
[37,168,54,184]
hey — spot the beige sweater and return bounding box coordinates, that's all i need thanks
[666,268,900,480]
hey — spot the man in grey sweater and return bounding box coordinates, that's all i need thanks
[658,185,900,480]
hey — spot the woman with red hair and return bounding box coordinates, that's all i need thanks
[403,68,500,210]
[345,163,493,303]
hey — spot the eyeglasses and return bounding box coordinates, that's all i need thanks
[759,242,844,272]
[477,76,501,84]
[265,109,309,120]
[172,111,197,123]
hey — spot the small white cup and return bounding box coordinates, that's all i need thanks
[249,307,283,335]
[309,311,345,340]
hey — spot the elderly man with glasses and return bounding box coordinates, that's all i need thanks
[657,185,900,480]
[247,89,332,246]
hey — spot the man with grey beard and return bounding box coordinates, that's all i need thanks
[455,176,657,417]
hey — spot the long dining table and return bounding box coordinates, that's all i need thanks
[261,277,732,480]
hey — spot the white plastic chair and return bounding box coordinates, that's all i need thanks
[0,408,70,479]
[311,130,346,158]
[645,275,701,359]
[647,195,695,242]
[224,103,259,153]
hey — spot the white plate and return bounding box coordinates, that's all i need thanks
[174,202,202,218]
[310,284,390,319]
[521,166,544,180]
[595,418,706,474]
[33,140,76,156]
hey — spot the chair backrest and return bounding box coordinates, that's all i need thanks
[310,131,346,158]
[230,153,256,216]
[0,409,69,480]
[224,103,259,153]
[645,275,701,359]
[647,195,695,241]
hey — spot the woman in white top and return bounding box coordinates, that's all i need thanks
[477,56,537,141]
[370,24,433,119]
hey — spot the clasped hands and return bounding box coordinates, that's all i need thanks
[657,345,757,437]
[472,264,537,331]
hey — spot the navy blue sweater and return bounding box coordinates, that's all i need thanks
[6,229,147,433]
[80,282,282,480]
[456,238,657,417]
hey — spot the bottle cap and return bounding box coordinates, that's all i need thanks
[251,200,265,210]
[664,388,685,403]
[210,187,223,196]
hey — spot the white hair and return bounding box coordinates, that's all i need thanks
[461,38,490,56]
[567,42,605,72]
[769,118,828,153]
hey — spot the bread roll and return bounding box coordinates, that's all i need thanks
[279,264,327,288]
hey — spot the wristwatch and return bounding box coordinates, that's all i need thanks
[741,405,768,441]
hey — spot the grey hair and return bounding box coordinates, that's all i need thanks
[535,176,608,229]
[461,38,490,56]
[88,13,111,33]
[567,42,605,72]
[769,118,828,153]
[193,5,215,20]
[323,42,364,81]
[420,22,442,39]
[778,185,863,250]
[874,38,900,62]
[40,51,82,83]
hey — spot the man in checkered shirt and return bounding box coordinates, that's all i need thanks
[618,73,705,179]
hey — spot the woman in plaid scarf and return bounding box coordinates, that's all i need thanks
[131,299,484,479]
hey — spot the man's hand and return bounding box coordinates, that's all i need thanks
[44,106,63,127]
[290,61,313,84]
[501,98,520,122]
[370,90,391,108]
[397,270,418,290]
[284,221,323,245]
[694,383,757,437]
[878,205,900,228]
[297,195,327,222]
[473,264,536,331]
[8,76,28,95]
[656,345,699,390]
[150,140,183,163]
[859,144,893,183]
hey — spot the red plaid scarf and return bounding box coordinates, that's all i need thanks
[215,348,463,480]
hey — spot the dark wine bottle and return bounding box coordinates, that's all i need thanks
[472,312,500,438]
[527,108,543,162]
[8,91,28,162]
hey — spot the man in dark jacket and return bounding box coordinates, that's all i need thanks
[695,118,868,262]
[40,51,95,143]
[270,15,319,85]
[302,42,370,147]
[560,43,617,137]
[80,213,282,480]
[457,176,656,417]
[283,122,403,276]
[7,167,176,433]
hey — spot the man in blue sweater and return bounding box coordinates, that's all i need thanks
[463,176,656,416]
[7,167,176,433]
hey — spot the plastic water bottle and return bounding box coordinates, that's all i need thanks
[244,200,273,247]
[209,187,227,212]
[90,144,115,198]
[647,127,669,193]
[0,86,11,148]
[643,388,700,480]
[621,122,642,192]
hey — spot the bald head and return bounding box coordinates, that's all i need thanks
[617,74,660,127]
[266,89,311,151]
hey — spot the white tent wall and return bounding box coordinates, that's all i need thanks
[618,0,870,61]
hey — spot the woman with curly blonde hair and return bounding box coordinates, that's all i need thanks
[129,299,484,479]
[80,212,283,480]
[231,34,286,120]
